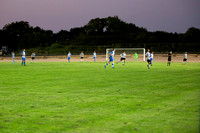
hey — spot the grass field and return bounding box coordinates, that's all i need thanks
[0,61,199,133]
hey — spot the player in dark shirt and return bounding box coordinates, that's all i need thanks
[167,51,172,66]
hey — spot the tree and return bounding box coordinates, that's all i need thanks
[69,27,85,39]
[54,30,69,42]
[2,21,33,50]
[85,18,107,35]
[183,27,200,43]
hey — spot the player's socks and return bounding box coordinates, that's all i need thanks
[147,64,150,69]
[112,63,114,68]
[105,63,108,68]
[21,62,23,65]
[24,62,26,66]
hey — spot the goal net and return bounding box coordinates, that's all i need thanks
[106,48,145,62]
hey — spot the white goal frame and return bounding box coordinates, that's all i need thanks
[106,48,145,61]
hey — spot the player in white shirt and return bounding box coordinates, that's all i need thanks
[67,52,72,62]
[11,51,15,64]
[183,52,187,65]
[105,49,115,68]
[150,52,154,66]
[146,49,151,69]
[80,51,84,62]
[21,49,26,66]
[117,51,126,65]
[31,52,36,63]
[93,51,97,62]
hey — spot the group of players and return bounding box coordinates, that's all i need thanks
[11,49,36,66]
[145,49,154,69]
[11,49,97,66]
[11,49,188,68]
[105,48,188,69]
[67,51,96,62]
[105,49,153,69]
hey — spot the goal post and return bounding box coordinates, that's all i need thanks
[106,48,145,62]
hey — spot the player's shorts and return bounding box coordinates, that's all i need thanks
[121,58,126,61]
[109,56,114,62]
[32,57,35,59]
[93,57,96,59]
[150,58,153,61]
[183,58,187,61]
[68,57,71,60]
[168,57,171,61]
[147,59,151,63]
[22,57,25,61]
[81,57,83,59]
[12,57,15,59]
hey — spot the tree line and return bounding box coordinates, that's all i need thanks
[0,16,200,55]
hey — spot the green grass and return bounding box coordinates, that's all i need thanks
[0,61,199,133]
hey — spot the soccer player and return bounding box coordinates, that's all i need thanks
[150,52,154,66]
[146,49,151,69]
[93,51,96,62]
[167,51,172,66]
[117,51,126,65]
[183,52,187,65]
[67,51,72,62]
[105,49,115,68]
[21,49,26,66]
[134,52,138,61]
[31,52,36,63]
[80,51,84,62]
[11,51,15,64]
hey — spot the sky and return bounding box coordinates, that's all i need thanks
[0,0,200,33]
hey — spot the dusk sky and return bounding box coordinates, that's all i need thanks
[1,0,200,33]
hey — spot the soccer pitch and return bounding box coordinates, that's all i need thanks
[0,62,199,132]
